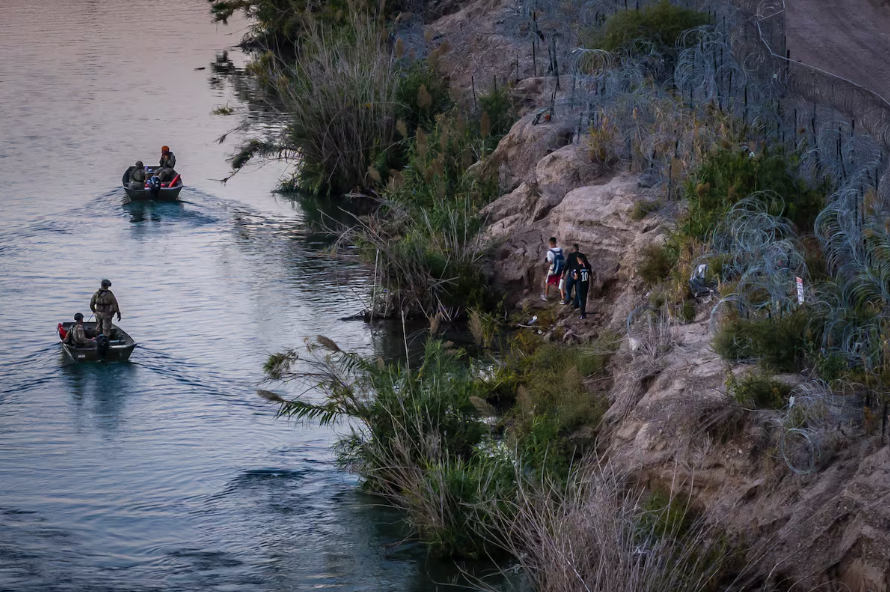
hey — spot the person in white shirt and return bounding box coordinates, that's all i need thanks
[540,236,565,301]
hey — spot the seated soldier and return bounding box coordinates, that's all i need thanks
[159,146,176,170]
[129,161,146,190]
[64,313,96,348]
[157,167,178,184]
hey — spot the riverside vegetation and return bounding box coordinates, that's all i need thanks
[211,0,515,318]
[216,0,890,588]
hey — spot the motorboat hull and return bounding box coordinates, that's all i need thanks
[122,165,184,201]
[124,185,183,201]
[58,322,137,362]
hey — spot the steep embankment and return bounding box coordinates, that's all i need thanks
[477,113,890,592]
[426,0,890,589]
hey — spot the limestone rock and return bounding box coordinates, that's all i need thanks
[484,113,575,192]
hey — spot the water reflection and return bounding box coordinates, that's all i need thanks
[63,362,137,437]
[0,0,505,589]
[124,200,186,224]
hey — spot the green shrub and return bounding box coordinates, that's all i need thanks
[681,145,825,239]
[477,84,516,142]
[639,488,697,541]
[412,456,513,559]
[712,311,810,372]
[680,299,696,323]
[814,351,847,381]
[638,244,674,286]
[505,339,617,475]
[358,100,515,317]
[588,1,710,57]
[395,60,452,133]
[210,0,413,48]
[630,199,660,221]
[727,371,792,409]
[264,14,400,194]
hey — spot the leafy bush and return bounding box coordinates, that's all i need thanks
[477,84,515,141]
[356,96,516,317]
[727,371,792,409]
[630,198,660,221]
[681,145,824,240]
[265,13,400,194]
[501,338,618,475]
[410,456,513,559]
[264,335,615,558]
[638,244,675,286]
[395,60,452,133]
[588,1,710,58]
[680,299,696,323]
[712,311,810,372]
[209,0,416,48]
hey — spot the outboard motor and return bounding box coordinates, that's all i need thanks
[149,175,161,199]
[96,333,110,360]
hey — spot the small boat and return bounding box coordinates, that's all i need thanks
[58,322,137,362]
[122,165,184,201]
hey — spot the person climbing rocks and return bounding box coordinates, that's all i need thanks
[562,243,586,306]
[64,313,95,348]
[540,237,565,301]
[90,279,121,337]
[572,254,593,320]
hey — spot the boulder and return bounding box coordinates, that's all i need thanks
[483,171,664,314]
[484,113,575,192]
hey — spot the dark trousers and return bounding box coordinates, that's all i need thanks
[575,281,590,316]
[564,274,576,303]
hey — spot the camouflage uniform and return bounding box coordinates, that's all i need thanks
[90,288,120,337]
[65,323,94,348]
[130,166,146,190]
[159,152,176,169]
[158,167,177,183]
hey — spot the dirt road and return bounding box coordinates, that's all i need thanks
[786,0,890,101]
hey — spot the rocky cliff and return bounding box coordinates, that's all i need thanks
[475,108,890,592]
[427,1,890,589]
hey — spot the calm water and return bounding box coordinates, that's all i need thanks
[0,1,486,590]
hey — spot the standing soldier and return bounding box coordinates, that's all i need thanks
[90,279,121,337]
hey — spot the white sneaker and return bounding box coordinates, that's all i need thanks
[539,294,548,302]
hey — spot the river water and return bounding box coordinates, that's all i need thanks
[0,1,484,590]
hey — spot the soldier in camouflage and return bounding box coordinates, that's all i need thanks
[129,161,146,190]
[90,279,121,337]
[64,313,95,348]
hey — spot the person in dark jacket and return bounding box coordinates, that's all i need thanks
[159,146,176,169]
[572,254,593,319]
[90,279,121,337]
[562,244,586,305]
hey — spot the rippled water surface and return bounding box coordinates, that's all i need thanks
[0,2,479,590]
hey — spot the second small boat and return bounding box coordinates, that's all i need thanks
[57,321,137,362]
[122,165,184,201]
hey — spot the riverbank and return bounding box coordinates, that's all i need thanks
[233,0,890,589]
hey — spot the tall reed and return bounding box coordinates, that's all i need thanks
[261,11,401,193]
